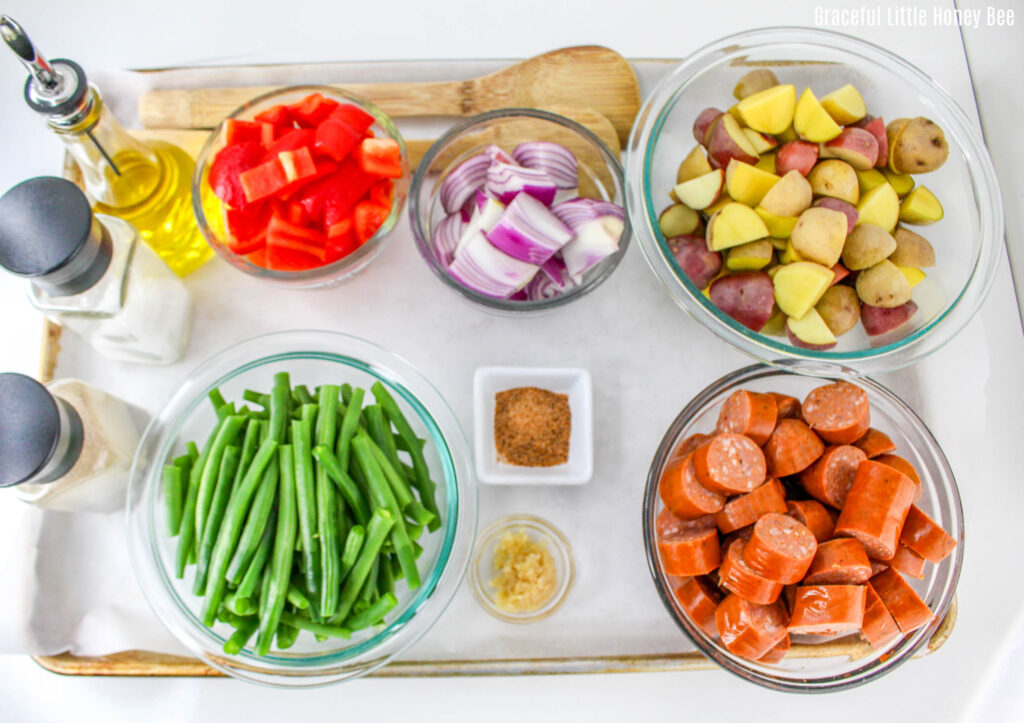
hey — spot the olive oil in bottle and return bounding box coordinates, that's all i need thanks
[1,16,211,275]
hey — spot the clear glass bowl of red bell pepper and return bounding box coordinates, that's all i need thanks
[193,86,409,287]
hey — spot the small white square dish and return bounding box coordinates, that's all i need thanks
[473,366,593,485]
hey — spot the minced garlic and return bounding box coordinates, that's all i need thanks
[490,530,557,612]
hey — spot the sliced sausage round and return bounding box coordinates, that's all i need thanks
[787,584,867,635]
[657,508,717,538]
[671,432,713,460]
[658,527,721,577]
[769,392,802,420]
[763,419,825,477]
[899,505,956,563]
[674,576,723,637]
[801,382,871,444]
[716,389,778,446]
[742,513,818,584]
[861,584,901,650]
[719,539,784,604]
[875,453,922,485]
[853,428,896,458]
[757,634,791,663]
[693,433,767,495]
[835,460,917,559]
[786,499,836,543]
[659,454,726,520]
[803,538,873,585]
[799,444,868,509]
[869,568,933,634]
[883,544,926,579]
[715,593,790,660]
[714,478,788,534]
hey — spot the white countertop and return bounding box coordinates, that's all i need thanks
[1,0,1022,721]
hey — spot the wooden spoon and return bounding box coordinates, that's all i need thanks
[138,46,640,144]
[132,105,620,169]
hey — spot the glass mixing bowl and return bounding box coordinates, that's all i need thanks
[192,86,410,288]
[410,108,630,316]
[627,27,1003,375]
[642,364,963,692]
[127,331,476,687]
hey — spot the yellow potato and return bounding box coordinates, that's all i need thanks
[899,186,944,225]
[758,170,812,217]
[726,239,774,271]
[755,207,799,238]
[841,223,897,270]
[787,307,838,347]
[793,88,843,143]
[857,169,888,196]
[890,227,936,267]
[773,261,835,318]
[755,153,777,174]
[856,183,900,231]
[807,160,859,205]
[658,204,702,238]
[820,84,866,125]
[706,203,770,251]
[725,160,780,207]
[855,259,913,308]
[733,69,780,100]
[885,118,912,171]
[816,285,861,336]
[890,117,949,174]
[737,84,798,135]
[761,305,787,336]
[790,207,847,267]
[882,168,915,197]
[899,266,926,288]
[677,145,713,183]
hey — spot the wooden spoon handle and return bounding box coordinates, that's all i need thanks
[140,81,475,130]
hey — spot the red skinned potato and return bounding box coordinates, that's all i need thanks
[775,140,819,176]
[709,271,775,332]
[853,115,889,169]
[668,234,722,290]
[694,108,725,146]
[861,300,919,336]
[706,115,760,168]
[812,197,859,231]
[787,326,837,351]
[824,128,879,171]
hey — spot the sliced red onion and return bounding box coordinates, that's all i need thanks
[486,193,573,265]
[552,198,626,279]
[478,196,505,233]
[441,154,489,214]
[483,144,515,165]
[552,187,579,205]
[509,289,529,301]
[524,272,565,300]
[540,255,573,289]
[512,141,578,189]
[485,161,558,206]
[432,212,464,266]
[448,231,539,299]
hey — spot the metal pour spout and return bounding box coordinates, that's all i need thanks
[1,15,62,93]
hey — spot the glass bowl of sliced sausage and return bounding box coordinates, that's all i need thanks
[642,364,963,692]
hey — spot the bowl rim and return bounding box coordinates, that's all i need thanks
[626,26,1004,375]
[126,330,478,685]
[641,363,964,692]
[191,85,410,287]
[409,107,631,314]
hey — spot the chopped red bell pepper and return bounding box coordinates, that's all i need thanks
[267,214,326,262]
[209,141,265,209]
[329,104,375,134]
[288,93,340,127]
[369,179,393,207]
[225,202,270,244]
[267,128,316,158]
[325,218,359,262]
[266,244,322,271]
[224,119,262,145]
[353,201,390,244]
[254,104,292,126]
[259,122,278,150]
[355,138,403,178]
[314,118,363,162]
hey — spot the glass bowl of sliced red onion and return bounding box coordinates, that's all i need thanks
[410,108,630,314]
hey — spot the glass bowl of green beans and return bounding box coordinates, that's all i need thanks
[127,330,477,687]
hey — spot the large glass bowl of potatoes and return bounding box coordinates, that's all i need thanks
[626,27,1003,375]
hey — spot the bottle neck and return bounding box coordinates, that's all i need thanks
[50,88,162,208]
[23,396,83,486]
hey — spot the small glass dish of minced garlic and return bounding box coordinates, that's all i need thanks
[470,514,574,623]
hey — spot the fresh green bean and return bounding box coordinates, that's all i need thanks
[393,433,426,454]
[359,556,380,604]
[291,416,319,598]
[340,524,365,578]
[377,552,395,597]
[341,384,353,406]
[186,441,200,462]
[412,540,423,559]
[195,414,246,546]
[218,610,252,628]
[345,592,398,632]
[176,414,229,578]
[315,385,341,617]
[293,385,315,405]
[224,460,279,585]
[163,464,185,536]
[372,382,440,530]
[224,591,255,616]
[243,389,270,407]
[233,419,262,489]
[287,583,310,610]
[223,617,258,655]
[275,623,298,650]
[389,552,404,581]
[335,387,365,472]
[279,611,351,640]
[331,507,394,624]
[365,438,435,528]
[352,435,420,588]
[258,560,273,620]
[256,445,297,656]
[194,444,241,595]
[310,445,370,524]
[215,402,235,421]
[406,521,423,542]
[236,508,275,600]
[208,388,227,412]
[199,437,279,627]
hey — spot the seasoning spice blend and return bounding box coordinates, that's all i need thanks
[493,386,571,467]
